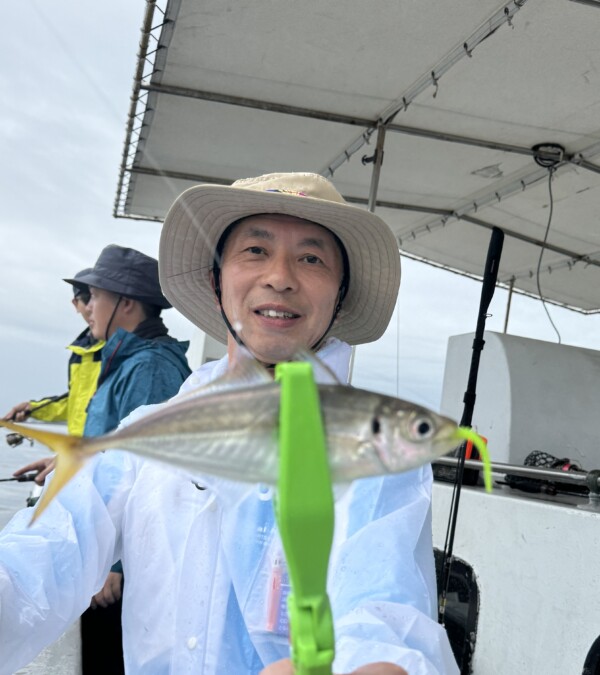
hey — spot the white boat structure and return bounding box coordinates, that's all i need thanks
[113,1,600,672]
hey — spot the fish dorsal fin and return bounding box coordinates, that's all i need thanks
[173,347,272,403]
[291,348,341,385]
[226,345,274,387]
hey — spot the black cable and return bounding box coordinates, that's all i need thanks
[535,168,562,344]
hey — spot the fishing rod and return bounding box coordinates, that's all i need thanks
[4,396,64,447]
[437,226,504,627]
[7,395,64,421]
[0,473,38,483]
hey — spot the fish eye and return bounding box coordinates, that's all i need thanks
[409,415,435,441]
[371,417,381,435]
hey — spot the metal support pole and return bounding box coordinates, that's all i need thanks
[503,277,515,333]
[367,124,387,213]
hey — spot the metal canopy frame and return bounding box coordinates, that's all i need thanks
[114,0,600,314]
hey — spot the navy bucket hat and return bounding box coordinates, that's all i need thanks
[64,268,94,297]
[65,245,171,309]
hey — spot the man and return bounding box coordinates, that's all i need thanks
[71,244,192,674]
[0,174,457,674]
[75,244,192,436]
[4,269,104,484]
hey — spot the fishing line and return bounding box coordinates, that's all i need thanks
[29,1,125,122]
[30,0,202,266]
[535,168,562,344]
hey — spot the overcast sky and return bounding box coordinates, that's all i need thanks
[2,0,600,423]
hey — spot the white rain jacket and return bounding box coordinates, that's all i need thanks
[0,339,458,674]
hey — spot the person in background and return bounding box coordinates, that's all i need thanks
[78,244,191,437]
[0,175,457,675]
[3,268,104,484]
[65,245,192,675]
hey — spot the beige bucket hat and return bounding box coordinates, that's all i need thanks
[159,172,400,346]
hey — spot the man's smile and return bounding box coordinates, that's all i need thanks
[253,305,301,320]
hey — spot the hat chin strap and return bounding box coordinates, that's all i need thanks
[311,288,345,353]
[212,268,247,350]
[104,296,123,342]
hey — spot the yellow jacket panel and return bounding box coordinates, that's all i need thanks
[29,329,104,436]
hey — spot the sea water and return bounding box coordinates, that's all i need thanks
[0,432,49,528]
[0,425,82,675]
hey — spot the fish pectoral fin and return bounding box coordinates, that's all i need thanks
[217,345,273,389]
[30,450,84,524]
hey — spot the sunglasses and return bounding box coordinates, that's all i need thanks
[75,292,91,305]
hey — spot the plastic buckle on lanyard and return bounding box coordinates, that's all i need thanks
[274,362,335,675]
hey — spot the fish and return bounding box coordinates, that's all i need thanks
[0,349,464,522]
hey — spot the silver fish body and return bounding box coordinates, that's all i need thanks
[0,354,463,521]
[83,381,459,483]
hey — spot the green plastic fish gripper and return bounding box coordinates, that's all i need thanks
[274,361,335,675]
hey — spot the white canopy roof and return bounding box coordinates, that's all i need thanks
[115,0,600,312]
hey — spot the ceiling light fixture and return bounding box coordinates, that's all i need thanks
[532,143,565,169]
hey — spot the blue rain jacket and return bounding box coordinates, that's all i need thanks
[0,339,458,675]
[84,327,191,437]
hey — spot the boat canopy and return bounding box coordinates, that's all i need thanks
[115,0,600,313]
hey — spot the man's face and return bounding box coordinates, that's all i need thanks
[72,291,92,325]
[219,214,344,364]
[88,286,120,340]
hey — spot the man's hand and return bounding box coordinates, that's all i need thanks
[90,572,123,609]
[13,457,55,485]
[4,402,32,422]
[350,666,408,675]
[259,659,408,675]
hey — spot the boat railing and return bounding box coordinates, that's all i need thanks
[434,456,600,512]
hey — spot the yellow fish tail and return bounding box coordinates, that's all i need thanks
[0,420,85,523]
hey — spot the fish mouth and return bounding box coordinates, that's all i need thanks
[432,424,469,457]
[437,426,486,459]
